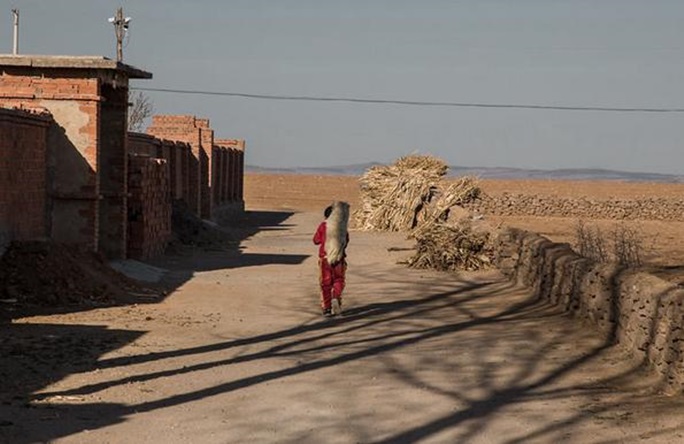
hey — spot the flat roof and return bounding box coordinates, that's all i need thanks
[0,55,152,79]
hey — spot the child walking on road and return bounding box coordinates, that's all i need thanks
[313,201,350,317]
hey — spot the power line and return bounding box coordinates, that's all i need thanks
[132,86,684,113]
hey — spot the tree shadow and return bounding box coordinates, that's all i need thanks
[9,265,682,443]
[0,209,305,322]
[146,208,309,290]
[0,208,310,441]
[6,219,684,442]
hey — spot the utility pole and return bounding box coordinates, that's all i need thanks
[12,8,19,55]
[108,7,131,62]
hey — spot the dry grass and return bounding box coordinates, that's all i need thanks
[574,219,646,268]
[407,221,493,272]
[410,177,481,238]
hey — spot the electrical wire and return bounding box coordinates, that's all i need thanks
[132,86,684,113]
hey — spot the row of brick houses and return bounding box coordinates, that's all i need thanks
[0,55,245,260]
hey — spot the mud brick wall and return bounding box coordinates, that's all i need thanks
[0,108,51,252]
[466,194,684,221]
[127,155,171,259]
[494,228,684,393]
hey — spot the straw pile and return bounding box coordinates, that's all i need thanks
[355,155,451,232]
[407,222,493,272]
[354,154,492,272]
[411,177,482,238]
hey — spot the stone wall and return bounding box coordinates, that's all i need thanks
[466,194,683,221]
[494,227,684,392]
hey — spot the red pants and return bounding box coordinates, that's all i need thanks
[319,258,346,309]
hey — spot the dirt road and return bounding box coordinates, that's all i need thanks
[3,210,684,443]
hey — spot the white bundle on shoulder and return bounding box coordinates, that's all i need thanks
[325,201,350,265]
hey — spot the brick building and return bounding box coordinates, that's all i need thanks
[0,55,152,259]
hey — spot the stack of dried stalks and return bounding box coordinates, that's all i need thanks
[354,155,450,232]
[355,154,490,272]
[410,177,482,238]
[407,221,492,272]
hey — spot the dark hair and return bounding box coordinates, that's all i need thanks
[324,205,333,218]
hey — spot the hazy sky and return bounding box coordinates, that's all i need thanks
[4,1,684,174]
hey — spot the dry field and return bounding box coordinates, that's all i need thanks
[245,173,684,282]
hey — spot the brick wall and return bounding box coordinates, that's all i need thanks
[147,115,210,218]
[127,155,171,259]
[146,115,246,222]
[0,108,51,252]
[215,139,245,205]
[129,132,192,203]
[0,104,244,260]
[129,132,161,157]
[0,67,135,258]
[0,73,102,252]
[98,83,130,259]
[126,127,247,258]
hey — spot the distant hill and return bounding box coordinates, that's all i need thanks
[246,162,383,176]
[246,163,683,183]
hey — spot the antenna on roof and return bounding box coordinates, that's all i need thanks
[11,8,19,55]
[108,7,131,62]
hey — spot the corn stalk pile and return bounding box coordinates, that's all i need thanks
[406,222,493,272]
[410,177,482,238]
[354,155,451,232]
[355,154,490,272]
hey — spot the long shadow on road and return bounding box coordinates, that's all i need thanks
[0,209,305,443]
[5,212,684,443]
[9,270,684,443]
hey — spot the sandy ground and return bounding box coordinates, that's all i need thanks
[2,174,684,443]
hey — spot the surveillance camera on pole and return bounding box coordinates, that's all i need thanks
[108,7,131,62]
